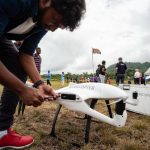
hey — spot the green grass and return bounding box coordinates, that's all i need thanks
[132,121,148,131]
[14,106,150,150]
[0,84,3,94]
[121,140,144,150]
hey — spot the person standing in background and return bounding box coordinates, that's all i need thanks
[99,60,106,83]
[47,70,51,86]
[34,47,42,73]
[61,72,65,86]
[115,57,127,85]
[141,73,146,85]
[134,69,142,84]
[96,64,101,82]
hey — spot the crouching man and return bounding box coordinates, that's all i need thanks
[0,0,86,149]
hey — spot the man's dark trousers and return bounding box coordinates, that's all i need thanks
[116,74,125,85]
[0,36,27,131]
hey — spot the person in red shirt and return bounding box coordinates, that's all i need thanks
[34,47,42,73]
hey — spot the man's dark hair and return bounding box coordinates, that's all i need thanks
[118,57,122,60]
[51,0,86,31]
[102,60,106,65]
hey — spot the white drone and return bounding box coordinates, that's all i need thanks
[26,82,138,127]
[54,82,138,127]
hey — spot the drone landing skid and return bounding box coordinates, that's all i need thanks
[50,99,113,144]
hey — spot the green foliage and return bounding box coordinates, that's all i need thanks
[41,62,150,81]
[41,72,93,82]
[107,62,150,79]
[41,74,61,81]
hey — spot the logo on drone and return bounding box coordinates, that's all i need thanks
[69,85,95,90]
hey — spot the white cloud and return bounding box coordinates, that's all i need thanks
[39,0,150,74]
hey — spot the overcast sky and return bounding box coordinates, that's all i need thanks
[39,0,150,74]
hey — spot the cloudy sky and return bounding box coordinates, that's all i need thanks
[39,0,150,74]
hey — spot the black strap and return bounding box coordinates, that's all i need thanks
[33,80,44,88]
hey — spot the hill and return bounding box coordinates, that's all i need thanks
[107,62,150,78]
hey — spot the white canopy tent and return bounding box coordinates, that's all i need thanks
[144,67,150,76]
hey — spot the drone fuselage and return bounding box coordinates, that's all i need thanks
[55,83,130,127]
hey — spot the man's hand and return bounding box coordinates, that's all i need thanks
[19,86,45,107]
[37,84,57,100]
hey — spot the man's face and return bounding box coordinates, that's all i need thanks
[36,48,41,54]
[102,62,106,66]
[39,0,65,32]
[119,59,122,63]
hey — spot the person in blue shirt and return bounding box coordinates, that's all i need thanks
[61,72,65,86]
[47,70,51,86]
[0,0,86,149]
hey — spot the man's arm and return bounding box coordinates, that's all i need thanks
[19,52,42,83]
[0,61,26,94]
[19,27,47,82]
[0,60,44,106]
[19,53,56,99]
[0,8,20,89]
[18,27,48,81]
[19,30,56,99]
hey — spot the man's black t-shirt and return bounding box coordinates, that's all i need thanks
[96,67,100,77]
[116,62,127,75]
[100,65,106,75]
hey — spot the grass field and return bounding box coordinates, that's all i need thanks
[0,82,150,150]
[0,85,3,94]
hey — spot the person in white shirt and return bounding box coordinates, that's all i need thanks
[61,72,65,86]
[134,69,142,84]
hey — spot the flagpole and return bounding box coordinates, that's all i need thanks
[91,48,101,80]
[92,49,94,76]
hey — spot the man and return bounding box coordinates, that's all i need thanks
[99,60,106,83]
[96,64,101,82]
[0,0,86,149]
[61,72,65,86]
[47,70,51,86]
[115,57,127,85]
[34,47,42,73]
